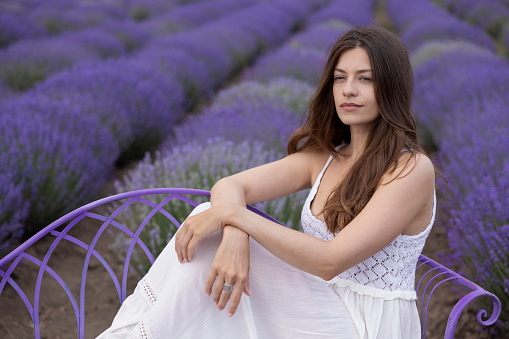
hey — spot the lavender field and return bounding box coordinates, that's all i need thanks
[1,0,508,336]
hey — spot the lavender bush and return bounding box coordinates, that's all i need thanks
[0,171,29,254]
[28,6,78,35]
[210,77,314,115]
[308,0,375,27]
[95,19,151,52]
[127,0,177,22]
[0,12,47,48]
[133,48,212,108]
[413,50,508,145]
[289,21,351,53]
[172,102,299,152]
[139,0,255,36]
[504,23,509,56]
[60,28,127,58]
[0,37,101,91]
[435,96,509,331]
[400,17,496,54]
[112,138,308,273]
[243,46,325,85]
[410,40,492,68]
[0,95,118,233]
[33,58,186,160]
[438,0,509,38]
[150,33,233,84]
[386,0,452,31]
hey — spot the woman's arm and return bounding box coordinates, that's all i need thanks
[176,149,326,315]
[178,153,435,281]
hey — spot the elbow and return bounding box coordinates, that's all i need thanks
[316,258,342,281]
[318,268,339,282]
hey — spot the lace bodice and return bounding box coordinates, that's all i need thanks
[301,153,435,296]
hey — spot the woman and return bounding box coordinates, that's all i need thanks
[99,26,436,338]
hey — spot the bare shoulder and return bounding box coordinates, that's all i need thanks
[382,151,435,187]
[302,148,331,178]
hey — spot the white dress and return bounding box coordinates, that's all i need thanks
[98,154,435,339]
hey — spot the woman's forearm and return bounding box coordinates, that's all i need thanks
[230,206,335,280]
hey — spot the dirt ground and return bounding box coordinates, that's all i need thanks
[0,180,500,338]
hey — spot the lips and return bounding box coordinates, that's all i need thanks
[340,103,361,107]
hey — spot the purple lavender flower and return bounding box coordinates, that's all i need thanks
[289,21,351,53]
[440,0,509,38]
[150,33,233,84]
[0,12,47,48]
[413,50,507,142]
[504,24,509,56]
[0,170,29,254]
[386,0,452,31]
[0,95,118,233]
[127,0,176,22]
[0,36,101,91]
[33,58,186,158]
[210,77,313,114]
[400,17,496,53]
[410,40,492,68]
[243,46,325,85]
[28,5,84,35]
[309,0,375,27]
[172,101,300,152]
[133,48,212,108]
[60,27,127,58]
[140,0,256,36]
[95,19,151,52]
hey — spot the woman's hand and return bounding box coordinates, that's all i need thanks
[205,226,251,317]
[175,204,233,263]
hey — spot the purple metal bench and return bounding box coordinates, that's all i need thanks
[0,188,501,338]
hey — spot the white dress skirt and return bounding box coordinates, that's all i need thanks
[97,204,360,339]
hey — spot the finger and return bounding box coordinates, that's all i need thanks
[216,282,233,311]
[174,227,186,263]
[187,236,201,261]
[243,280,251,296]
[205,267,218,296]
[227,283,243,317]
[212,276,224,305]
[179,227,194,263]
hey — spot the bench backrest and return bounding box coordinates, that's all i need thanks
[0,189,501,338]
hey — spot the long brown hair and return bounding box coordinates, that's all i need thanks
[287,26,425,234]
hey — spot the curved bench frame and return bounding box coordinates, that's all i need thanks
[0,188,501,338]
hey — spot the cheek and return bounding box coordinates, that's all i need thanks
[332,86,341,105]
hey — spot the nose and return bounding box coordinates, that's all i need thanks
[342,78,358,97]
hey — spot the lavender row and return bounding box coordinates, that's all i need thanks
[387,0,508,332]
[112,0,376,272]
[0,0,257,93]
[435,0,509,40]
[387,0,495,55]
[0,0,206,48]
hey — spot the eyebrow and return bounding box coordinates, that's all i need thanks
[334,68,372,74]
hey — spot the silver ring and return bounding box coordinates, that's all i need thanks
[223,283,233,293]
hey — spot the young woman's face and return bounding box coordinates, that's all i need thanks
[332,47,379,129]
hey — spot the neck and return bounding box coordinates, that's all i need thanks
[345,125,370,159]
